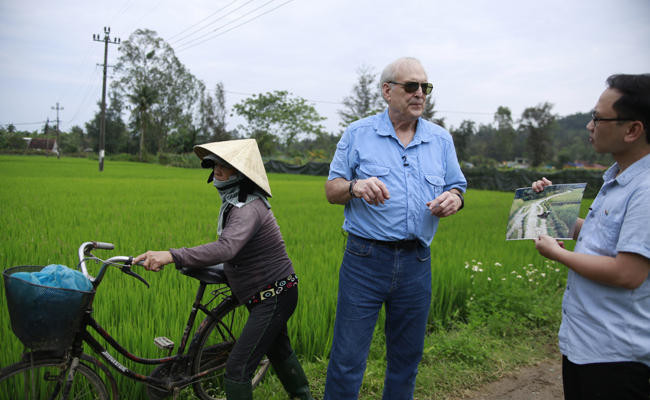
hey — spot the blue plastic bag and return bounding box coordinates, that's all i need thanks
[12,264,91,291]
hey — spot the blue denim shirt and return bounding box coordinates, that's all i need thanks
[560,153,650,367]
[328,109,467,247]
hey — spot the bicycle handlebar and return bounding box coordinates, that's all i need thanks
[78,242,113,279]
[77,242,150,288]
[94,242,115,250]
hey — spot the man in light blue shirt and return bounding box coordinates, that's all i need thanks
[324,57,466,399]
[533,73,650,399]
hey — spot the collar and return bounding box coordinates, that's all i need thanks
[373,109,434,146]
[604,153,650,186]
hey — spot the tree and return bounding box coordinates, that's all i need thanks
[112,29,208,156]
[200,82,230,142]
[128,83,158,160]
[450,120,475,162]
[233,90,326,155]
[422,96,446,127]
[493,106,516,162]
[0,126,26,150]
[338,65,385,130]
[519,102,556,167]
[86,92,128,154]
[59,125,85,154]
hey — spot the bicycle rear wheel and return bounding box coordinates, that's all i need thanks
[0,356,109,400]
[191,303,270,400]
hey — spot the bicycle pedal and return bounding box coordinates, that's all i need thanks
[154,336,174,350]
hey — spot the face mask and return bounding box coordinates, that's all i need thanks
[213,173,242,191]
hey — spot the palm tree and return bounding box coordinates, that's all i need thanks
[128,84,157,161]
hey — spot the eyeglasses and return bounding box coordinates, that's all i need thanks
[388,81,433,95]
[590,110,633,127]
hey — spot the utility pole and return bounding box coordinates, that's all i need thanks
[44,118,50,157]
[93,27,120,172]
[51,102,63,159]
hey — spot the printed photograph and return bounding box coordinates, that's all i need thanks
[506,183,586,240]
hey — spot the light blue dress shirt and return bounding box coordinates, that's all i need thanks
[560,153,650,367]
[328,109,467,247]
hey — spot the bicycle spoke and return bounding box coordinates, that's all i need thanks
[0,358,109,400]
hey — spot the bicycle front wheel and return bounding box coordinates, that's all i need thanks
[0,356,109,400]
[191,303,270,400]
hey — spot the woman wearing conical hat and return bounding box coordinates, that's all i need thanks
[134,139,313,399]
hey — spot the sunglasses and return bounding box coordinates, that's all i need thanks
[388,81,433,95]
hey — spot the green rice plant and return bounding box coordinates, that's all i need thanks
[0,155,591,398]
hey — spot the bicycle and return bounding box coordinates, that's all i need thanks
[0,241,270,399]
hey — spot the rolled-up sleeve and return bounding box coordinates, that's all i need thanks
[443,140,467,193]
[328,131,353,181]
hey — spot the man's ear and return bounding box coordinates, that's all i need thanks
[381,82,391,102]
[623,121,646,144]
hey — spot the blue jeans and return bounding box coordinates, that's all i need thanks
[324,234,432,400]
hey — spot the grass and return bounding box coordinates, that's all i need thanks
[0,155,591,399]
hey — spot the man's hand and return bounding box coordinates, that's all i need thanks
[427,191,462,217]
[534,234,565,260]
[353,177,391,206]
[532,177,552,193]
[133,250,173,272]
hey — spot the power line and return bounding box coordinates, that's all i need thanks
[223,89,495,114]
[438,110,494,116]
[176,0,294,53]
[66,67,103,125]
[1,120,49,127]
[166,0,241,43]
[174,0,277,49]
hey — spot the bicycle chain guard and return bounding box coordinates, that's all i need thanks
[146,357,189,400]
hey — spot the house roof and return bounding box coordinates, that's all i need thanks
[27,138,56,150]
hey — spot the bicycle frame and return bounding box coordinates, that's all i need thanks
[72,251,241,393]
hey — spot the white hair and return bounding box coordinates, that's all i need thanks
[379,57,425,103]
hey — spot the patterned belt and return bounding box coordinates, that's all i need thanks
[247,274,298,305]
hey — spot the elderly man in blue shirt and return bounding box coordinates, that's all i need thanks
[533,73,650,399]
[324,57,467,399]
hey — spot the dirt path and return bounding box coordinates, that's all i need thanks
[454,357,564,400]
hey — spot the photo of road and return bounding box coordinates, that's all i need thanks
[506,183,586,240]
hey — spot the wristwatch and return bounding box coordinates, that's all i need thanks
[349,179,358,198]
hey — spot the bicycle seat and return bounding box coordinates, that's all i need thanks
[179,264,228,285]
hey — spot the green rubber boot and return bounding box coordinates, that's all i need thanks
[272,352,314,400]
[223,377,253,400]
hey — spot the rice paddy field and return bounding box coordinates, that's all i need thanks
[0,155,592,398]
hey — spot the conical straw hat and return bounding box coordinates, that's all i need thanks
[193,139,272,198]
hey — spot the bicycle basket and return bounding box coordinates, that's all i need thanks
[3,265,95,351]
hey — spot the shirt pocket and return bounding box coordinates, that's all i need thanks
[423,174,445,200]
[358,164,390,179]
[595,210,623,252]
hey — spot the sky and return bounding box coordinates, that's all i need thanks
[1,0,649,136]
